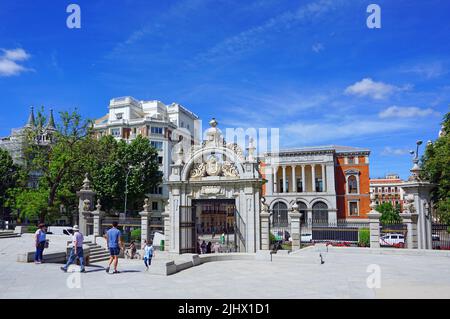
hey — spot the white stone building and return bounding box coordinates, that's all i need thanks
[93,96,200,223]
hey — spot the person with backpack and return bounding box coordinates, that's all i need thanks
[34,223,47,264]
[143,240,154,271]
[60,225,85,273]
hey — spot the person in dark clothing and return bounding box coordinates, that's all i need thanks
[207,242,212,254]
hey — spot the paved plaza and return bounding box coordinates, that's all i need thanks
[1,235,450,299]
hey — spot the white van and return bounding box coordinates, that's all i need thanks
[46,226,73,236]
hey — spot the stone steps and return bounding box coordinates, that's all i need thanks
[0,231,21,239]
[84,242,110,263]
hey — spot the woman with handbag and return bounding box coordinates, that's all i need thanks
[34,223,47,264]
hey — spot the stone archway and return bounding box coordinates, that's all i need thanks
[165,119,264,254]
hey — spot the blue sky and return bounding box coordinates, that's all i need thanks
[0,0,449,179]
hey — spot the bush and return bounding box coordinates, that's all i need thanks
[359,228,370,247]
[269,232,277,244]
[131,229,141,241]
[27,225,38,233]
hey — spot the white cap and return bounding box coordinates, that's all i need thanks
[73,225,79,231]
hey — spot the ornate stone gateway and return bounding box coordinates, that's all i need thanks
[165,119,264,254]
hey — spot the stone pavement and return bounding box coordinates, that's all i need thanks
[1,235,450,298]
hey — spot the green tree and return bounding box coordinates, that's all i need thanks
[422,112,450,223]
[92,135,161,214]
[12,109,93,222]
[0,148,20,216]
[377,202,401,225]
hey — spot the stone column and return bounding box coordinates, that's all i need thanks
[400,209,419,249]
[321,164,326,192]
[91,199,105,237]
[311,164,316,192]
[266,166,273,194]
[162,199,171,251]
[291,165,296,193]
[139,198,152,248]
[282,166,287,193]
[289,203,302,251]
[273,166,278,193]
[76,174,96,236]
[368,196,381,248]
[301,165,306,193]
[260,198,270,250]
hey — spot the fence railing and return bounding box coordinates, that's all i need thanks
[432,223,450,250]
[380,221,407,248]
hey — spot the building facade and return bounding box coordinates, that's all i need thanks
[92,96,200,223]
[370,173,405,209]
[261,145,371,225]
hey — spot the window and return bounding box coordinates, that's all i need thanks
[115,113,123,120]
[315,178,323,192]
[152,202,158,211]
[158,156,163,164]
[312,202,328,222]
[349,201,359,216]
[111,128,121,137]
[151,127,163,135]
[272,202,288,227]
[296,178,303,192]
[347,156,355,164]
[151,141,163,150]
[298,202,307,224]
[348,175,358,194]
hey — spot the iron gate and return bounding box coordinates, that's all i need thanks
[179,205,197,254]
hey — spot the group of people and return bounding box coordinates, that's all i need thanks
[34,221,154,273]
[198,240,222,254]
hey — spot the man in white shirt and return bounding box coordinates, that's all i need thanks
[61,225,85,273]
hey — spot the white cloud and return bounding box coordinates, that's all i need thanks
[403,62,447,79]
[0,48,31,77]
[379,106,438,119]
[2,48,30,61]
[381,147,411,156]
[344,78,408,100]
[312,42,324,53]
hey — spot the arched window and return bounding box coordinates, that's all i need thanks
[272,202,288,227]
[312,201,328,222]
[298,202,307,224]
[348,175,358,194]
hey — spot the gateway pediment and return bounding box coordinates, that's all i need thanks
[190,155,239,179]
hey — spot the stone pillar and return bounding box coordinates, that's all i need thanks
[139,198,152,248]
[91,199,105,237]
[321,164,326,192]
[273,166,278,193]
[289,203,302,251]
[400,210,419,249]
[311,164,316,192]
[162,199,171,251]
[301,165,306,193]
[260,198,270,250]
[368,195,381,248]
[282,166,287,193]
[291,165,296,193]
[76,174,96,236]
[266,166,273,194]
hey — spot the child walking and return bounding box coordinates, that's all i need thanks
[143,240,154,271]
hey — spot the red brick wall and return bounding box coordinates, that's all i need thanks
[335,155,370,219]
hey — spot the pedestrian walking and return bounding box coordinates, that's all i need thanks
[34,223,47,264]
[143,240,154,271]
[201,240,207,254]
[60,225,85,273]
[105,222,123,274]
[207,241,212,254]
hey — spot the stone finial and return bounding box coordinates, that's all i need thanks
[369,193,378,212]
[292,202,299,212]
[174,144,184,166]
[143,198,150,212]
[408,140,423,181]
[209,118,218,127]
[261,197,269,214]
[82,173,91,190]
[96,199,102,212]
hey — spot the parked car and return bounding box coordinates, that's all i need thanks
[380,233,405,247]
[300,233,313,243]
[432,234,440,241]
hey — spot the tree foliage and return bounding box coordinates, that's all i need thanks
[377,202,402,225]
[0,148,20,210]
[422,112,450,223]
